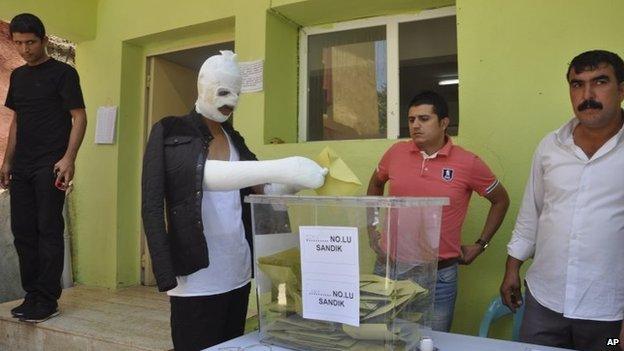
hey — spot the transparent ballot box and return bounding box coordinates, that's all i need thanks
[245,195,448,351]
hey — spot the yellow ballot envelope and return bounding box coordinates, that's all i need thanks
[285,147,363,234]
[314,146,362,196]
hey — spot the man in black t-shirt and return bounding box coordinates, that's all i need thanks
[0,13,87,323]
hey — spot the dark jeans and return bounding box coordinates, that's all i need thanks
[10,166,65,306]
[170,282,251,351]
[520,286,622,351]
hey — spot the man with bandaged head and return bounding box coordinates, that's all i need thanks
[142,51,326,350]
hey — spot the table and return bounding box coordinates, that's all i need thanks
[205,330,574,351]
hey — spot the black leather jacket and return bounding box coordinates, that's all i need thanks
[141,110,257,292]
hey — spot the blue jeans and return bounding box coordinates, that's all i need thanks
[374,261,458,332]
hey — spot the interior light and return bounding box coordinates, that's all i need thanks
[438,79,459,86]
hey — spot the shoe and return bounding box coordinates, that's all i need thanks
[10,298,36,318]
[19,302,59,323]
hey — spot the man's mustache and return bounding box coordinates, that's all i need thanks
[578,99,603,111]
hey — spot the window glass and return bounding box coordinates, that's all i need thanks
[399,16,458,137]
[307,26,387,141]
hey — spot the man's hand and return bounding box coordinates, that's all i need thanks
[500,268,523,313]
[367,226,384,256]
[0,163,11,189]
[54,156,75,191]
[459,244,483,265]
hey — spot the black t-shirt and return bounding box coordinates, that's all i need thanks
[4,58,85,171]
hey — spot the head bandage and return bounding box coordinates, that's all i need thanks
[195,50,242,122]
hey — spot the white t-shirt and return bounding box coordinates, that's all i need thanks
[167,129,251,296]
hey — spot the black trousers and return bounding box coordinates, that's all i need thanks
[520,286,622,351]
[170,282,251,351]
[10,166,65,306]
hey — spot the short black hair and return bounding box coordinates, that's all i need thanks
[567,50,624,83]
[9,13,46,40]
[408,90,449,119]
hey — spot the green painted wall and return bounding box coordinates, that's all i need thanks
[271,0,454,26]
[77,0,242,288]
[0,0,97,41]
[264,10,299,144]
[2,0,623,340]
[453,0,624,338]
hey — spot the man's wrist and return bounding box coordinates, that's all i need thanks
[505,255,524,272]
[368,208,380,227]
[1,158,13,167]
[62,153,77,162]
[475,238,489,250]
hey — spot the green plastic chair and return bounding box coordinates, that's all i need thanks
[478,295,525,341]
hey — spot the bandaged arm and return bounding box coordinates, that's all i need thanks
[203,156,327,191]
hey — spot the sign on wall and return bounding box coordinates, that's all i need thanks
[239,59,263,93]
[95,106,118,144]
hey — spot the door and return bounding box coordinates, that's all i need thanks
[141,56,199,286]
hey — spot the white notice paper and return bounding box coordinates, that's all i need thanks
[95,106,117,144]
[239,60,263,93]
[299,226,360,326]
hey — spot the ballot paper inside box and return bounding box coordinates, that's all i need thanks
[245,195,449,351]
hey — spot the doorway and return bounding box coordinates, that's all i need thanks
[141,41,234,286]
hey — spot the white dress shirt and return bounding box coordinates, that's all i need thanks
[508,117,624,321]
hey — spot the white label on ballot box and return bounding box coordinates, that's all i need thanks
[299,226,360,326]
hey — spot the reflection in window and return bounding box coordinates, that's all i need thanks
[307,26,387,141]
[399,16,458,137]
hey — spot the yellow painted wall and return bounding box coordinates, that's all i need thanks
[1,0,623,339]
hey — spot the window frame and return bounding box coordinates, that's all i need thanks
[298,6,457,142]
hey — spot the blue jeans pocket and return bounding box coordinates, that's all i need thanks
[437,265,458,284]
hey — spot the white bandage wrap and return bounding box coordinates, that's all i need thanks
[203,156,327,191]
[263,183,301,195]
[195,50,242,122]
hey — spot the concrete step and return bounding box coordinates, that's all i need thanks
[0,285,173,351]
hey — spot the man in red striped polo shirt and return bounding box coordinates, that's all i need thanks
[367,90,510,331]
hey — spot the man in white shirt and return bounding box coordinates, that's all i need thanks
[500,50,624,351]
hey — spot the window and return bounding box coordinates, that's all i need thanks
[305,26,387,141]
[299,7,457,141]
